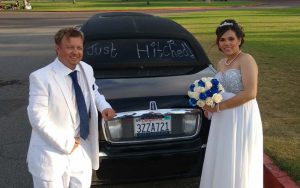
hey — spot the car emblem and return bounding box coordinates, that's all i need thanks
[149,101,158,111]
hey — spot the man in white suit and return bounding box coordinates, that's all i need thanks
[27,27,116,188]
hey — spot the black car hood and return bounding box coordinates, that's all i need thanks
[96,68,215,112]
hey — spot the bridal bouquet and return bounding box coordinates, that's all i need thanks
[188,77,224,108]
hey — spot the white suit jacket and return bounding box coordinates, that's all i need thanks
[27,58,111,181]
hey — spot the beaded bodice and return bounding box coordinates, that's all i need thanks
[216,69,244,94]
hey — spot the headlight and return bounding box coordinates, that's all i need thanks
[106,119,122,140]
[182,114,198,135]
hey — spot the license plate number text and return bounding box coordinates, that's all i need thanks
[134,116,171,137]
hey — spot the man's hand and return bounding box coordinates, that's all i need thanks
[70,137,80,154]
[101,108,116,121]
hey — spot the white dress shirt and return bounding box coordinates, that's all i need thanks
[56,61,91,137]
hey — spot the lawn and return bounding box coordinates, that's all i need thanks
[5,0,300,185]
[7,0,257,11]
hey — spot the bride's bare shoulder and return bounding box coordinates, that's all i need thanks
[217,58,226,71]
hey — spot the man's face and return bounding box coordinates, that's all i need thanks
[56,36,83,70]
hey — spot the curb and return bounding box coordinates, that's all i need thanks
[264,154,299,188]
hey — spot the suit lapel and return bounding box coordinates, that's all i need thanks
[51,61,76,124]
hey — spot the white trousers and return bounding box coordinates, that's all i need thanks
[32,140,92,188]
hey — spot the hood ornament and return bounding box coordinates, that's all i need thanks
[149,101,158,111]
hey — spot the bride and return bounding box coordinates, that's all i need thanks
[199,19,263,188]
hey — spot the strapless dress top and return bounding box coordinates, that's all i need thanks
[215,69,244,94]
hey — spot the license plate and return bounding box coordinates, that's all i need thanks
[134,116,171,137]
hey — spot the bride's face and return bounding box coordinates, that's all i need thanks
[218,29,241,56]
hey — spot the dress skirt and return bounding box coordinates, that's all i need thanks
[200,92,263,188]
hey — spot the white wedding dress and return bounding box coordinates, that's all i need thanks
[199,69,263,188]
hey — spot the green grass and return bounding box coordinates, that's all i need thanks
[164,8,300,184]
[14,0,256,11]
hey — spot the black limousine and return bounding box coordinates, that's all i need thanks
[79,12,216,185]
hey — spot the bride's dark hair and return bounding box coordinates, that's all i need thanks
[215,19,245,51]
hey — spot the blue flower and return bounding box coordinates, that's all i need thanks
[210,86,219,94]
[199,92,207,100]
[198,80,205,87]
[189,83,195,91]
[211,78,219,86]
[188,98,197,107]
[206,89,213,97]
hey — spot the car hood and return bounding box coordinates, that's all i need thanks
[96,67,215,112]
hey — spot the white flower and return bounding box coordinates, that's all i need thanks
[218,83,224,92]
[202,77,212,82]
[205,97,214,106]
[205,81,212,90]
[212,93,223,103]
[195,86,206,93]
[201,77,208,82]
[188,91,199,100]
[197,100,206,108]
[187,91,193,97]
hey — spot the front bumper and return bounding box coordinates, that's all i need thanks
[92,146,205,185]
[92,133,207,185]
[92,108,211,185]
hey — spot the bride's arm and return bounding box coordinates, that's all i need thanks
[203,54,258,113]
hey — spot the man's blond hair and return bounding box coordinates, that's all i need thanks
[54,27,84,45]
